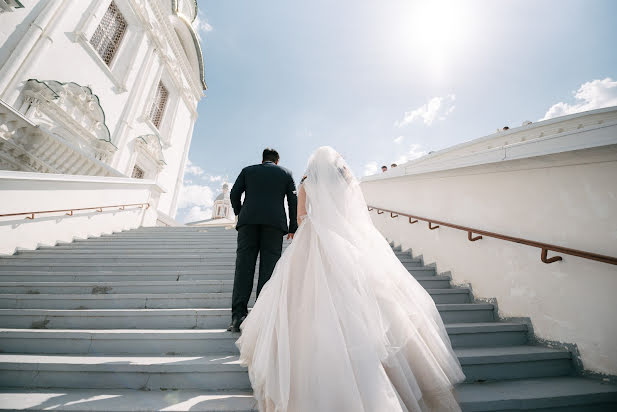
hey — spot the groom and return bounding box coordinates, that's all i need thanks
[227,148,298,332]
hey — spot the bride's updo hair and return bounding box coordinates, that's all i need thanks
[304,146,356,187]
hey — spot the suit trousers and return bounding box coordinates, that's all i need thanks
[232,224,284,319]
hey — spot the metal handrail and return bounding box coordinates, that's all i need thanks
[0,203,150,220]
[367,206,617,266]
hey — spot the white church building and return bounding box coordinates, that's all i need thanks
[186,182,236,227]
[0,0,205,223]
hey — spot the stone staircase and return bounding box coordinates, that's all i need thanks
[0,226,615,411]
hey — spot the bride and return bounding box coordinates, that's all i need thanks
[236,146,465,412]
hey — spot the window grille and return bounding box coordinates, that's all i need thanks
[90,1,127,66]
[131,166,145,179]
[149,81,169,129]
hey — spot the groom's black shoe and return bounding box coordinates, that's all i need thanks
[227,315,246,333]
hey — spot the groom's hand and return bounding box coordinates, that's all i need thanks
[286,233,294,240]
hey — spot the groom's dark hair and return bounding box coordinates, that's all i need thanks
[262,148,280,163]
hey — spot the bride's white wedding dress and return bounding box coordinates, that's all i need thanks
[236,146,465,412]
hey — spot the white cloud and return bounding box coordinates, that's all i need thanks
[393,136,404,144]
[394,144,427,165]
[205,175,223,183]
[193,10,213,40]
[396,94,456,127]
[184,159,204,177]
[542,78,617,120]
[177,183,214,210]
[363,161,379,176]
[184,206,213,223]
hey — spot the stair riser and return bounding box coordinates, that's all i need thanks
[0,331,529,355]
[440,310,495,323]
[1,256,421,265]
[0,265,270,272]
[462,359,573,382]
[0,336,239,355]
[0,313,232,329]
[0,370,251,390]
[0,268,437,282]
[0,358,574,390]
[0,272,236,282]
[0,278,449,293]
[0,308,493,329]
[449,331,529,348]
[0,296,253,310]
[0,291,467,309]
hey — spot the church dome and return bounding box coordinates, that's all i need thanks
[215,193,225,201]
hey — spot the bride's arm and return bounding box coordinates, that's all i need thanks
[297,179,307,226]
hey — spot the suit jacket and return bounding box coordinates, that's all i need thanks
[230,161,298,234]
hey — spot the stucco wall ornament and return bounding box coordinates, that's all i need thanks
[19,79,117,163]
[135,134,167,171]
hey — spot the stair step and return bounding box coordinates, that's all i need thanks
[0,292,240,309]
[0,270,237,282]
[0,274,450,295]
[455,346,573,382]
[0,354,251,390]
[1,377,616,412]
[0,272,446,286]
[0,328,239,355]
[0,322,528,355]
[0,288,468,309]
[0,388,259,411]
[0,304,495,329]
[457,376,617,411]
[447,322,529,347]
[2,254,420,264]
[0,345,575,390]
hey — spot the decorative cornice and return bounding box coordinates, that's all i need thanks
[128,0,204,105]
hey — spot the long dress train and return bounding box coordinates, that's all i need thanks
[236,146,465,412]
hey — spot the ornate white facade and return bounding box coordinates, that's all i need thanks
[0,0,205,219]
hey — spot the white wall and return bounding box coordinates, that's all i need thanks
[361,116,617,377]
[0,171,163,255]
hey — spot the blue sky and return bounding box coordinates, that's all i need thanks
[177,0,617,222]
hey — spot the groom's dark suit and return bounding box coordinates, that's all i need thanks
[230,161,298,320]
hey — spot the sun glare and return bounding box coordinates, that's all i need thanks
[395,0,474,75]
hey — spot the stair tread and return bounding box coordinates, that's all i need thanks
[0,321,527,336]
[0,345,572,369]
[0,388,257,412]
[0,303,492,314]
[1,377,616,412]
[0,288,466,298]
[0,353,244,371]
[455,345,572,362]
[457,376,617,406]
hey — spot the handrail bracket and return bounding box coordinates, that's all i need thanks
[541,248,563,264]
[468,231,482,241]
